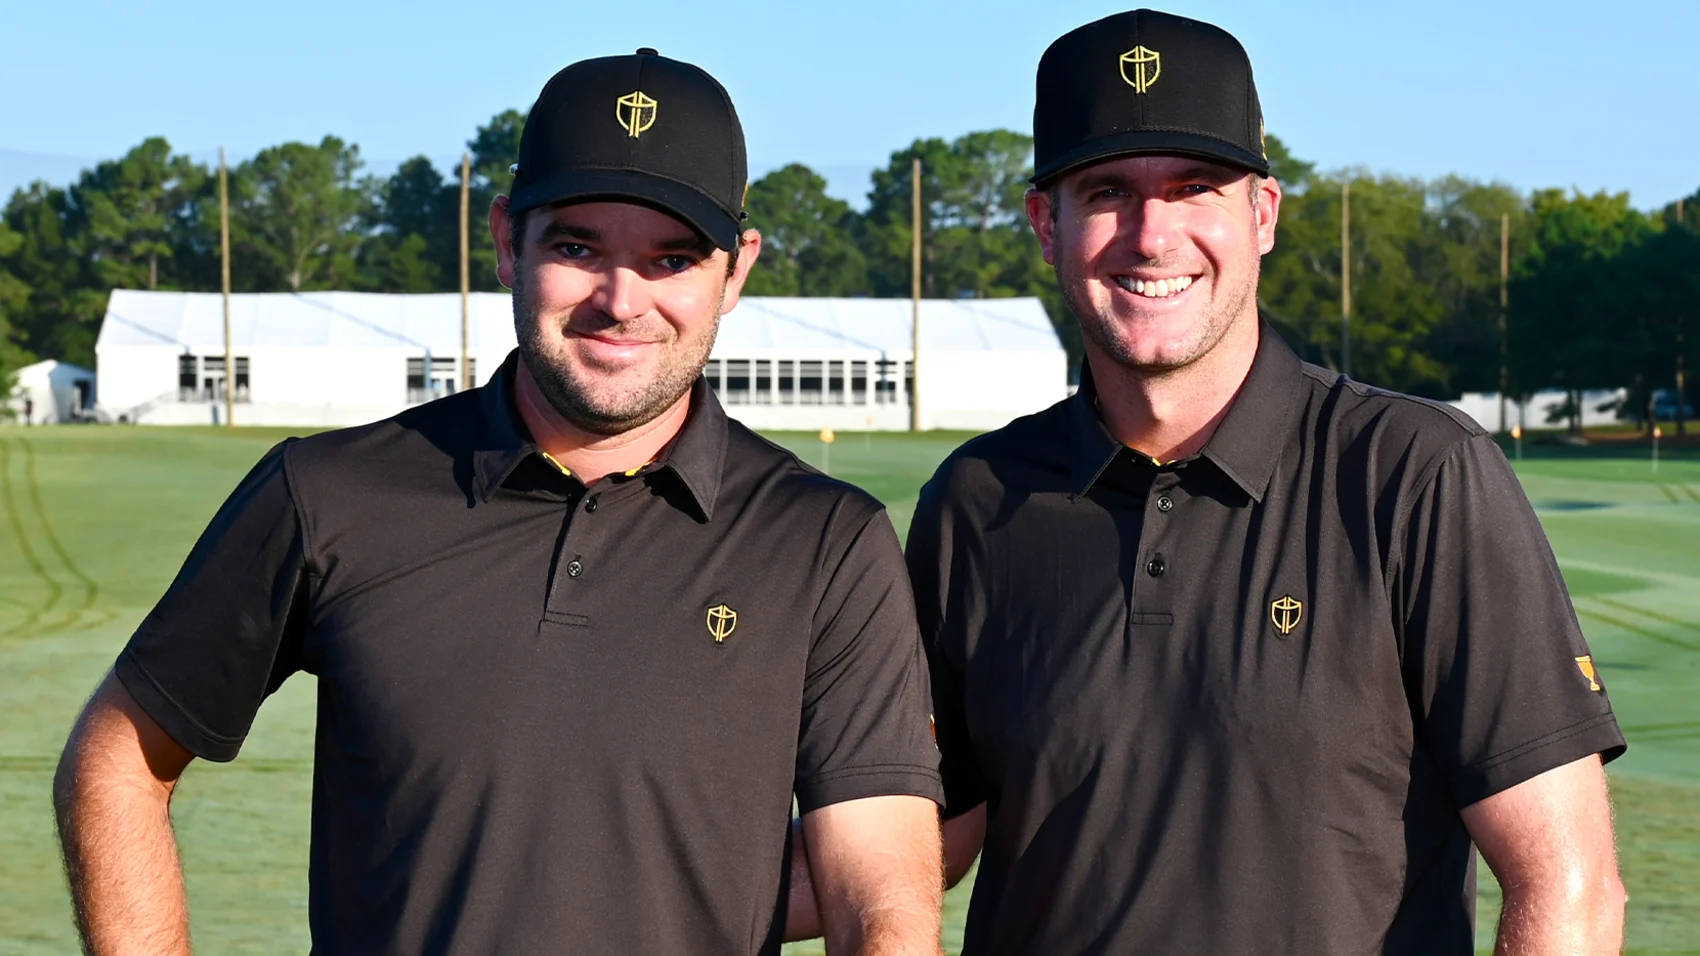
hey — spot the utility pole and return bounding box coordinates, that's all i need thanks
[459,152,472,391]
[910,156,922,432]
[220,147,234,428]
[1340,181,1351,379]
[1499,212,1510,433]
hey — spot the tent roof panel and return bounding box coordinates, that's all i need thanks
[95,290,1061,355]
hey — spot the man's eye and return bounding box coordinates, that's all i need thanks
[659,254,697,273]
[1177,183,1215,197]
[555,242,591,258]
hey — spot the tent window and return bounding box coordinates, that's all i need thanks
[407,356,461,403]
[724,360,751,404]
[753,360,774,405]
[183,355,250,403]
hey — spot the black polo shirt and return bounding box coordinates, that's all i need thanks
[115,351,942,955]
[908,325,1626,955]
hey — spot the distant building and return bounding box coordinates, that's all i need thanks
[7,359,96,424]
[92,289,1068,431]
[1449,389,1628,432]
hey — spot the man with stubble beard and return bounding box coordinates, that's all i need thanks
[54,49,944,955]
[906,10,1628,954]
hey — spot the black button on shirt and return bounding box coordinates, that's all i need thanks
[115,351,942,955]
[908,324,1625,955]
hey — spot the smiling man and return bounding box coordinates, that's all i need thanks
[54,50,943,955]
[907,10,1629,954]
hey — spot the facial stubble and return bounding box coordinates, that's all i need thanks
[510,266,726,436]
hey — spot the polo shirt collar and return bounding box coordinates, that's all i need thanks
[1066,320,1303,502]
[1065,361,1124,499]
[472,350,728,521]
[472,351,535,502]
[653,376,728,523]
[1198,321,1303,502]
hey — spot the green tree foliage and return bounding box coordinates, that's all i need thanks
[358,156,455,293]
[0,218,35,397]
[1508,189,1654,431]
[68,137,207,292]
[466,110,526,291]
[231,136,372,291]
[3,183,105,365]
[743,163,867,297]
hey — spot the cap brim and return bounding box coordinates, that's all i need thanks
[1033,130,1270,185]
[509,168,741,251]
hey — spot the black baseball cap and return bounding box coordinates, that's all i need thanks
[1032,9,1269,185]
[509,48,748,251]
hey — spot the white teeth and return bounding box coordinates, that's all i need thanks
[1118,275,1196,297]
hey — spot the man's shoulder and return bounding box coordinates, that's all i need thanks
[1294,360,1490,474]
[277,390,482,486]
[926,397,1075,500]
[720,417,890,527]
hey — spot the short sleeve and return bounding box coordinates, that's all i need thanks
[1399,433,1626,807]
[114,440,311,762]
[793,504,944,813]
[906,475,988,819]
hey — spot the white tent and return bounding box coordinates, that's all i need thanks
[7,359,96,425]
[94,289,1068,430]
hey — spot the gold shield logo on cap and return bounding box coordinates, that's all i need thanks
[706,603,738,643]
[1119,45,1161,93]
[1270,595,1303,636]
[616,90,658,138]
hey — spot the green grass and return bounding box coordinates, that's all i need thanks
[3,426,1697,954]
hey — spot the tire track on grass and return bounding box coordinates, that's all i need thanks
[1592,595,1700,635]
[1574,603,1700,654]
[17,435,113,631]
[0,437,56,638]
[1655,484,1680,503]
[1682,484,1700,504]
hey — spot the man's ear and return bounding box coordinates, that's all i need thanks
[490,195,518,289]
[1254,176,1282,256]
[1025,189,1058,265]
[719,229,763,314]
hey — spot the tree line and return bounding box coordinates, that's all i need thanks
[2,114,1695,426]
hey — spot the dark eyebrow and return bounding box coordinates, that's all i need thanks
[1071,162,1247,198]
[656,234,716,258]
[534,221,598,246]
[1172,164,1247,188]
[531,219,714,258]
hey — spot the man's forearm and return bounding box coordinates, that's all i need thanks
[54,687,193,956]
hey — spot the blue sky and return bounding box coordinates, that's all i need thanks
[2,0,1695,209]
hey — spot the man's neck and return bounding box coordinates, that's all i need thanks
[1089,317,1259,464]
[512,363,691,485]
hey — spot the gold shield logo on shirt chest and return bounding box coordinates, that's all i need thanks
[706,603,738,644]
[1270,594,1303,636]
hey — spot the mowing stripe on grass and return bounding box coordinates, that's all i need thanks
[1656,483,1681,503]
[17,436,110,631]
[0,438,57,638]
[1617,720,1700,743]
[1575,603,1700,653]
[1682,484,1700,504]
[1593,595,1700,635]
